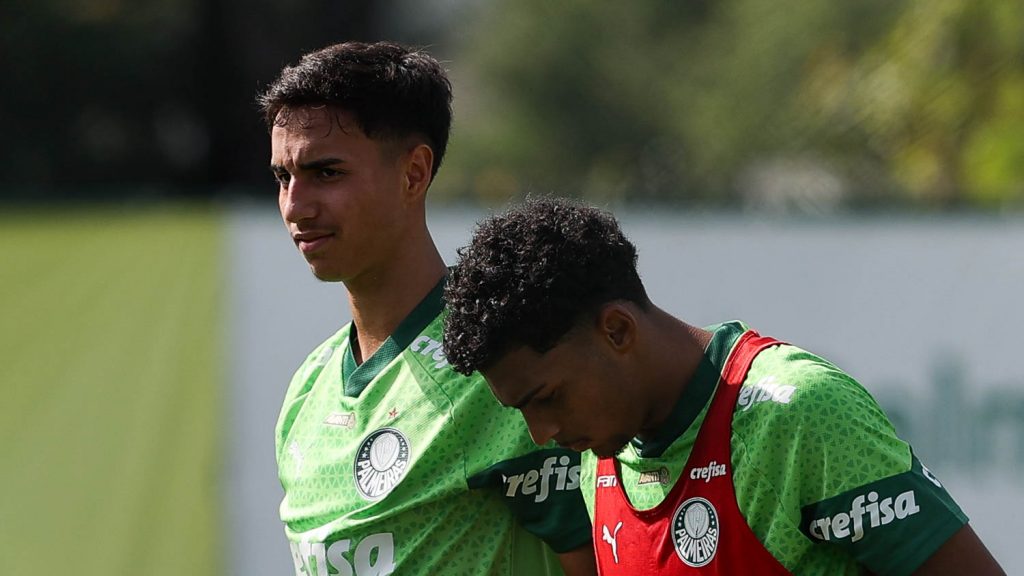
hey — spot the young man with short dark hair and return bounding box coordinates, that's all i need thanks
[260,43,594,576]
[443,196,1004,575]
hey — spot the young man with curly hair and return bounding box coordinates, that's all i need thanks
[260,43,594,575]
[442,196,1004,575]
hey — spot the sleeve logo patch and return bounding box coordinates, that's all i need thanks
[807,489,920,543]
[672,497,720,568]
[503,454,581,503]
[354,428,411,501]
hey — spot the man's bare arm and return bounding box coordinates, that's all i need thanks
[558,544,597,576]
[912,524,1004,575]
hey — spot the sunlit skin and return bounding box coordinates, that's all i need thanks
[483,302,712,458]
[270,105,446,361]
[272,107,417,283]
[485,331,639,458]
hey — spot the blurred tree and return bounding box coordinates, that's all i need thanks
[444,0,1023,210]
[799,0,1024,209]
[7,0,1020,209]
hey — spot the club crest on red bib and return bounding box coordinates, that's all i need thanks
[354,427,410,501]
[672,496,720,567]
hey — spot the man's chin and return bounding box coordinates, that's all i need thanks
[309,265,345,283]
[313,274,344,283]
[590,440,630,459]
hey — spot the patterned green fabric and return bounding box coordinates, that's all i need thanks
[581,321,967,576]
[277,283,589,575]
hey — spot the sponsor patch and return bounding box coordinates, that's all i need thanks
[807,489,920,543]
[637,467,670,486]
[736,375,796,412]
[290,533,395,576]
[689,460,727,483]
[503,454,581,502]
[409,335,448,369]
[325,412,356,428]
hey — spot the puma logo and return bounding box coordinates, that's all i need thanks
[602,521,623,564]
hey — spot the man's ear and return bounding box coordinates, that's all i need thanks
[598,303,637,353]
[403,143,434,202]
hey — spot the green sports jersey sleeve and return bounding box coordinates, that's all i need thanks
[466,449,589,553]
[735,343,967,575]
[274,281,590,575]
[412,311,592,554]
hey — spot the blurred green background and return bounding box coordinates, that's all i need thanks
[0,207,221,574]
[2,1,1022,574]
[4,0,1022,210]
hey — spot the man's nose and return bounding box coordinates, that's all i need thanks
[280,178,317,223]
[521,408,558,447]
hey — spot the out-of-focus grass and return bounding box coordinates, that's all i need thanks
[0,205,222,575]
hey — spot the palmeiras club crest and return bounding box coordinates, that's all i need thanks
[672,497,720,567]
[354,427,411,501]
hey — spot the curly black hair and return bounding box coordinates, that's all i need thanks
[443,197,650,375]
[258,41,453,177]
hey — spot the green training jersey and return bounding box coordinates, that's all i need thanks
[277,279,590,576]
[581,321,967,576]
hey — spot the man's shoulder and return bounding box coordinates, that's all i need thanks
[283,325,351,397]
[732,340,912,499]
[398,311,495,401]
[737,342,870,419]
[400,312,456,379]
[731,340,910,482]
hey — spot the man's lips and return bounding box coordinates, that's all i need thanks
[292,231,334,254]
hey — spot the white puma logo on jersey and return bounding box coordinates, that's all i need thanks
[602,521,623,564]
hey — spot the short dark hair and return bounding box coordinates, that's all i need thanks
[444,197,650,375]
[258,41,453,176]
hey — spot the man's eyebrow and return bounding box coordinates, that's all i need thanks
[269,157,345,172]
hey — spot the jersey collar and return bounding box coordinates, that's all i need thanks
[341,276,447,397]
[630,321,749,457]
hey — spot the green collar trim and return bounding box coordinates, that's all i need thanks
[631,320,748,457]
[341,276,447,397]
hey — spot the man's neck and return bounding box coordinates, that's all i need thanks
[636,309,712,440]
[346,243,447,365]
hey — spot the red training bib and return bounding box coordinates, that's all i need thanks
[593,331,793,575]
